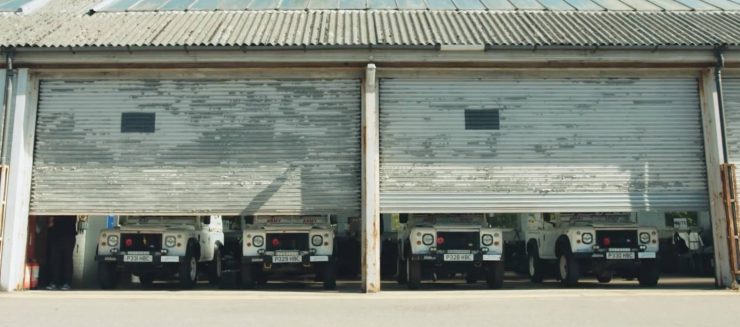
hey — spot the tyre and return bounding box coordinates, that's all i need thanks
[179,251,198,289]
[98,262,118,290]
[528,247,544,283]
[485,261,505,289]
[597,271,613,284]
[323,261,337,290]
[208,247,222,286]
[138,273,155,287]
[241,262,256,289]
[407,258,422,290]
[396,250,407,284]
[465,272,477,284]
[638,259,660,287]
[558,249,579,287]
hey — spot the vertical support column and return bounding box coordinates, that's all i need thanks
[0,69,36,291]
[361,63,380,293]
[699,68,735,288]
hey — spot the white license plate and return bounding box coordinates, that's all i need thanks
[273,255,301,263]
[124,255,153,263]
[444,254,474,262]
[606,252,635,260]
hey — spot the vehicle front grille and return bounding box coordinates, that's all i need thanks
[266,233,309,251]
[596,230,638,248]
[437,231,480,251]
[121,233,162,252]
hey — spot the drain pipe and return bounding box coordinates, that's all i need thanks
[0,48,13,165]
[715,44,729,163]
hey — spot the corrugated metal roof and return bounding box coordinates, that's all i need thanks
[92,0,740,12]
[0,0,738,48]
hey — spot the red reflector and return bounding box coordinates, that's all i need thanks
[436,236,445,245]
[271,238,280,247]
[125,239,133,247]
[603,237,611,247]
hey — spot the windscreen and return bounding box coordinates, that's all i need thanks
[565,213,634,225]
[410,214,486,226]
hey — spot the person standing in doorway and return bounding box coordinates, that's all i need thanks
[45,216,77,290]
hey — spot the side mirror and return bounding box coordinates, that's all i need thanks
[330,215,338,225]
[203,216,211,225]
[399,213,408,224]
[244,215,255,225]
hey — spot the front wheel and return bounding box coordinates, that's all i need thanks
[98,262,118,290]
[396,253,407,284]
[322,261,337,290]
[241,262,256,289]
[558,251,579,287]
[208,247,222,286]
[407,258,421,290]
[485,261,505,289]
[638,260,660,287]
[179,253,198,289]
[528,249,544,283]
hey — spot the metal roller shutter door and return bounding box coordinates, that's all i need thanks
[31,79,361,216]
[724,77,740,164]
[380,77,708,213]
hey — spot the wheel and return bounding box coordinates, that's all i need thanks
[98,262,118,290]
[208,247,222,286]
[485,261,505,289]
[638,259,660,287]
[396,250,407,284]
[322,261,337,290]
[465,272,477,284]
[241,262,256,289]
[527,247,544,283]
[558,249,579,287]
[138,273,155,287]
[179,251,198,289]
[597,271,613,284]
[406,258,422,290]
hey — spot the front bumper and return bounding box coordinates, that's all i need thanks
[96,254,181,264]
[244,254,332,265]
[411,252,502,263]
[573,250,658,260]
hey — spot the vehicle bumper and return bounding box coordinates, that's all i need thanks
[410,252,502,263]
[243,254,333,265]
[96,254,182,264]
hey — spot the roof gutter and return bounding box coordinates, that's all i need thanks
[715,44,729,164]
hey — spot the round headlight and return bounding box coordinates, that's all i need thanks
[582,233,593,244]
[640,232,651,244]
[165,236,176,248]
[107,235,119,247]
[422,234,434,245]
[252,235,264,247]
[312,235,324,246]
[481,234,494,246]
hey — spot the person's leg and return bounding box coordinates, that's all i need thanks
[61,236,75,288]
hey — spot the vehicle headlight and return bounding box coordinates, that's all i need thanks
[582,233,593,244]
[252,235,264,247]
[165,236,176,248]
[640,232,651,244]
[481,234,494,246]
[422,234,434,246]
[106,235,119,247]
[312,235,324,246]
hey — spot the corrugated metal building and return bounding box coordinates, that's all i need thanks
[0,0,739,291]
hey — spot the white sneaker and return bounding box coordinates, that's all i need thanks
[60,284,71,290]
[45,284,57,290]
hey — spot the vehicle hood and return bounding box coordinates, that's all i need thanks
[116,225,196,232]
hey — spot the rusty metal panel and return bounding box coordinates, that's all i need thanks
[379,77,708,213]
[31,79,361,216]
[725,77,740,165]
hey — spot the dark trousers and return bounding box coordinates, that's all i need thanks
[49,236,75,286]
